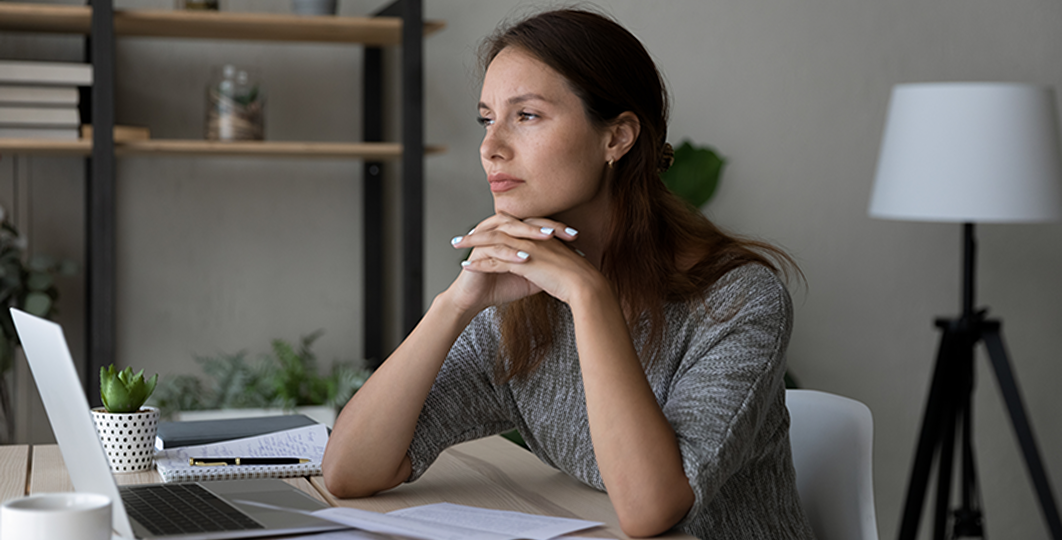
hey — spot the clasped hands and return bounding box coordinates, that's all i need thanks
[447,212,604,313]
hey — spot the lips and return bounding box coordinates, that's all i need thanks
[488,173,524,193]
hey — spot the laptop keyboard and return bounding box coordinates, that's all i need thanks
[120,483,265,536]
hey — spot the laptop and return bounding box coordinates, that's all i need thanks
[11,308,347,539]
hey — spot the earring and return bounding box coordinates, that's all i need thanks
[607,159,615,169]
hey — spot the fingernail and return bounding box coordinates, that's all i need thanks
[461,260,471,267]
[565,227,579,236]
[575,248,586,257]
[540,227,554,235]
[451,236,463,246]
[468,228,476,234]
[517,251,530,260]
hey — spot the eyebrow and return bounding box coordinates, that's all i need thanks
[478,93,552,111]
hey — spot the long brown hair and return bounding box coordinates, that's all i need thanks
[481,9,799,383]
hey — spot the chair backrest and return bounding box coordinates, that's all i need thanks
[786,389,879,540]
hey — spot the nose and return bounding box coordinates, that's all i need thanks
[480,124,510,163]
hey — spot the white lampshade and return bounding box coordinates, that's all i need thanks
[870,82,1062,223]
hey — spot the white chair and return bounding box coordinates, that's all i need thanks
[786,389,879,540]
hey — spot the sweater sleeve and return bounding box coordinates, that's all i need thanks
[661,265,794,528]
[405,308,514,482]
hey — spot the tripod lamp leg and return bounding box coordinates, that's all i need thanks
[981,324,1062,540]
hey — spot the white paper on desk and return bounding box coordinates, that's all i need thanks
[313,503,602,540]
[389,503,602,539]
[154,424,328,482]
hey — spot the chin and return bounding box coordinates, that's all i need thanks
[493,195,567,221]
[492,200,532,220]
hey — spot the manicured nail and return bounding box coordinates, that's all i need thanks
[565,227,579,236]
[468,228,476,234]
[517,251,530,260]
[461,260,471,267]
[574,248,586,257]
[451,236,463,246]
[539,227,554,235]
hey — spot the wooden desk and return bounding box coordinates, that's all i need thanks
[3,437,695,539]
[0,445,29,502]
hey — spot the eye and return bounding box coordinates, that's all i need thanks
[476,115,494,127]
[517,111,538,121]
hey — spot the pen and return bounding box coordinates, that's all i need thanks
[189,457,311,466]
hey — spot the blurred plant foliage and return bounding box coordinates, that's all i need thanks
[660,140,726,209]
[0,209,78,442]
[149,331,370,420]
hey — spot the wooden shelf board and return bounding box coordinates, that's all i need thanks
[120,140,406,158]
[0,138,445,159]
[0,139,91,155]
[0,3,89,34]
[0,3,444,43]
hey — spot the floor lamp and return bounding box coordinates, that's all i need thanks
[869,83,1062,540]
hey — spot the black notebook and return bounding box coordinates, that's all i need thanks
[154,414,319,450]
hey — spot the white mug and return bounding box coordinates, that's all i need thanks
[0,492,111,540]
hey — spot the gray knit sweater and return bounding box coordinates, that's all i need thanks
[406,264,815,539]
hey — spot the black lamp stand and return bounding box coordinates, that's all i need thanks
[898,223,1062,539]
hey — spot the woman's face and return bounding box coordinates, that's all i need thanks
[478,47,612,223]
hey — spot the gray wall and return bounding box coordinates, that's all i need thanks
[3,1,1061,539]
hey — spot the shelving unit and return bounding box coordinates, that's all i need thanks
[0,139,445,159]
[0,3,444,43]
[0,0,441,396]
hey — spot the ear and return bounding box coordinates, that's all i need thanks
[604,111,640,162]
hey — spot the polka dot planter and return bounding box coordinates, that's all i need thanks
[91,406,159,473]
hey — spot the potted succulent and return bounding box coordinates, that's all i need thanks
[91,365,160,473]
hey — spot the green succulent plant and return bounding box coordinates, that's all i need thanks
[100,365,159,413]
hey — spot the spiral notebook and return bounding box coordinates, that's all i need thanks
[154,424,328,482]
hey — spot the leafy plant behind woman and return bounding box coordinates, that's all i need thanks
[150,332,370,419]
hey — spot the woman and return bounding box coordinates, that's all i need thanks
[323,8,814,539]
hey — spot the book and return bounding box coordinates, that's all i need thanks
[311,503,603,540]
[154,424,327,482]
[0,126,78,140]
[0,60,93,86]
[154,413,318,450]
[0,106,79,127]
[0,85,79,107]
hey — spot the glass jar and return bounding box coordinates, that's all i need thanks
[205,64,264,141]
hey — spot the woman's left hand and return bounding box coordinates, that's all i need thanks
[452,212,604,306]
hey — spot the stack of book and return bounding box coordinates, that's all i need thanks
[0,59,92,140]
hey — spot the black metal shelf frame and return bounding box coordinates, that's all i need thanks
[364,0,424,367]
[83,0,426,400]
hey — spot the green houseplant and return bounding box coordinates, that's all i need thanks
[660,139,726,210]
[92,364,161,473]
[150,332,370,424]
[0,207,78,443]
